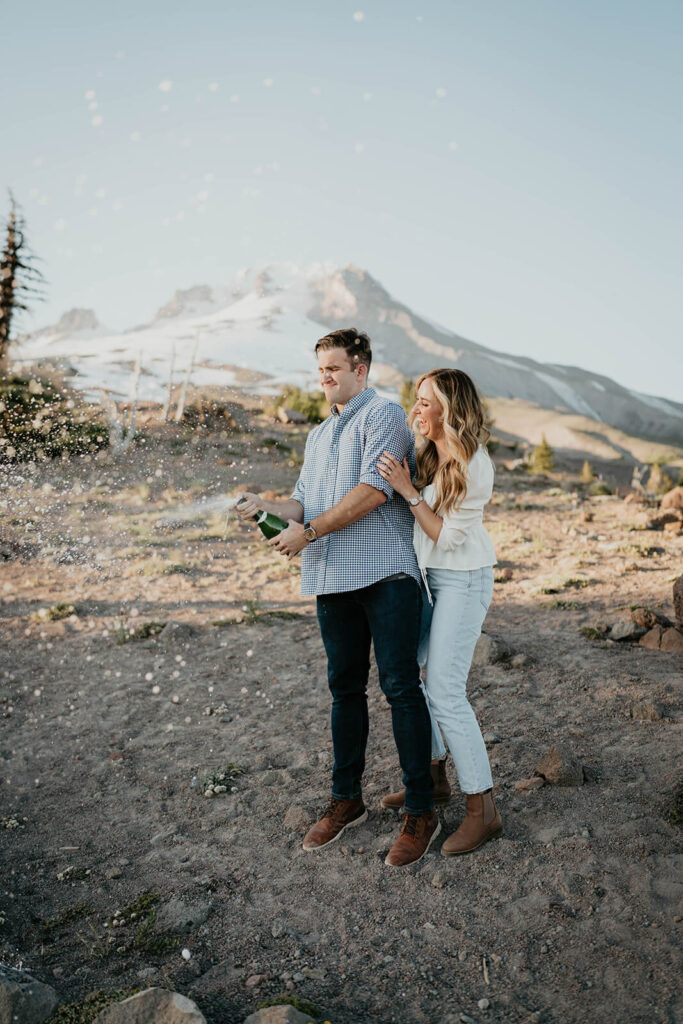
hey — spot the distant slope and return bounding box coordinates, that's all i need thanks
[17,261,683,448]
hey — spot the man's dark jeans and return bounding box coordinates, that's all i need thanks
[316,575,434,815]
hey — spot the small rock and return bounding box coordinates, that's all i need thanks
[478,998,490,1010]
[459,1015,476,1024]
[0,965,59,1024]
[630,607,666,630]
[640,625,664,649]
[158,621,198,647]
[648,509,683,530]
[245,974,264,987]
[105,866,123,879]
[661,627,683,653]
[673,575,683,630]
[609,620,646,642]
[514,776,545,792]
[661,485,683,510]
[292,972,305,982]
[243,1007,316,1024]
[137,966,159,980]
[301,966,326,980]
[472,633,512,666]
[483,732,501,745]
[277,407,308,425]
[92,987,207,1023]
[510,652,531,668]
[431,871,447,889]
[282,805,312,832]
[535,743,584,786]
[631,700,665,722]
[154,898,212,935]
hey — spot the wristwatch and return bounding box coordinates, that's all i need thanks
[303,522,318,542]
[408,495,424,507]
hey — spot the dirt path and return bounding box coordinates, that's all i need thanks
[0,423,681,1024]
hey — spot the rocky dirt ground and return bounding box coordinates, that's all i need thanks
[0,411,681,1024]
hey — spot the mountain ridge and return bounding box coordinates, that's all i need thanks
[16,261,683,447]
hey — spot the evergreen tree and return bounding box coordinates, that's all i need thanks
[399,376,417,416]
[646,463,672,495]
[530,435,554,473]
[580,460,595,484]
[0,191,46,368]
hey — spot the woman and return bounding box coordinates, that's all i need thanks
[377,368,501,856]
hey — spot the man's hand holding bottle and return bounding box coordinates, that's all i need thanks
[234,493,310,558]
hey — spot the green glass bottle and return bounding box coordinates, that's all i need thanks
[236,498,288,539]
[253,509,289,540]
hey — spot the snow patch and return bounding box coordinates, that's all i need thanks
[533,371,602,421]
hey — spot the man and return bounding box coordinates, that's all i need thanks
[236,327,439,867]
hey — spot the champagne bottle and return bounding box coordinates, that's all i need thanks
[236,498,288,539]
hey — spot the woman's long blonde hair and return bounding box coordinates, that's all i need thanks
[412,368,490,515]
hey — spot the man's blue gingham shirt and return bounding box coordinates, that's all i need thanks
[291,387,421,596]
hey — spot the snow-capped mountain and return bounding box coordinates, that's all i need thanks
[16,262,683,444]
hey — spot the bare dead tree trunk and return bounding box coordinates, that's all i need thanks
[174,328,200,424]
[161,341,175,422]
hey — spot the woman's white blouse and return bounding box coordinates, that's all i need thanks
[412,446,497,571]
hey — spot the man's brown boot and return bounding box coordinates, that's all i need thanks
[381,760,452,810]
[302,797,367,851]
[441,789,502,856]
[384,811,441,867]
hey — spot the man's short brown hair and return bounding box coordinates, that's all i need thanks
[315,328,372,370]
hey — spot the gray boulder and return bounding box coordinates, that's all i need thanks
[0,964,59,1024]
[472,633,512,665]
[93,988,206,1023]
[158,621,199,647]
[609,620,646,642]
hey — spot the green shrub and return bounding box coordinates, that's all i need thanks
[529,435,554,474]
[271,386,329,424]
[46,990,138,1024]
[399,377,417,415]
[0,375,108,462]
[589,481,612,496]
[646,463,673,495]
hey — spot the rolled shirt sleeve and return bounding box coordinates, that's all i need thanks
[358,403,413,499]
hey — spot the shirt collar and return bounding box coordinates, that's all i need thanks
[331,386,376,419]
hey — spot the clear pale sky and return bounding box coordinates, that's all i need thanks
[2,1,681,400]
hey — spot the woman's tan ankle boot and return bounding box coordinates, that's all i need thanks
[441,789,502,855]
[380,759,452,810]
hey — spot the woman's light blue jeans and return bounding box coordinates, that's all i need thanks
[419,566,495,794]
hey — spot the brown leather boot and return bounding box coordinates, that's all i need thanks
[302,797,367,851]
[385,811,441,867]
[441,789,502,856]
[381,760,452,810]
